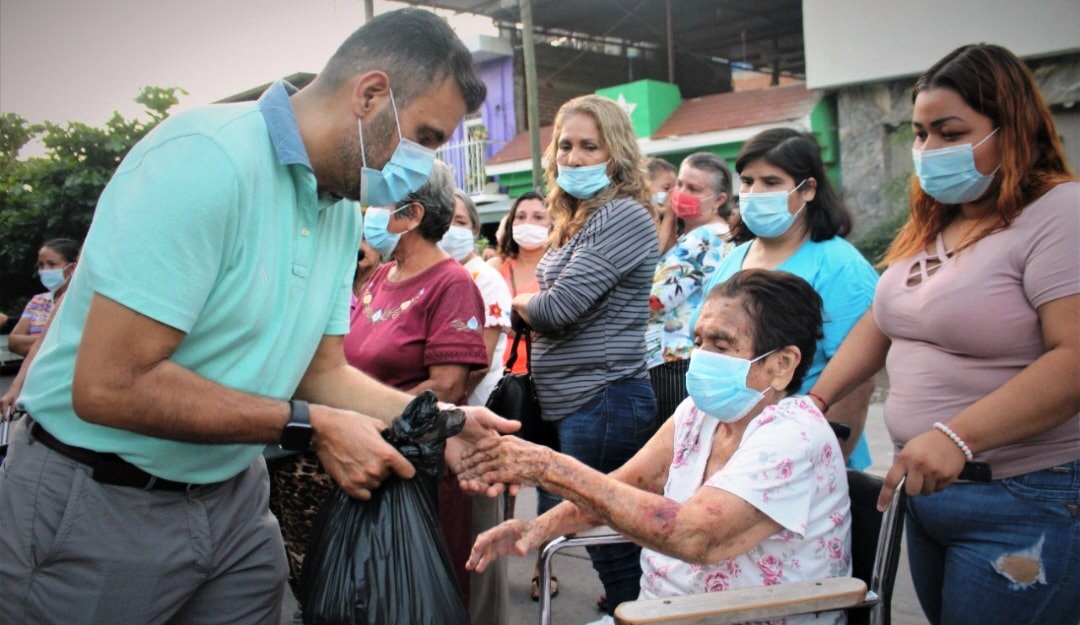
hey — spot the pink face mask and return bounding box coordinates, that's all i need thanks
[670,189,714,219]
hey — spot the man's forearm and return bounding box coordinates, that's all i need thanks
[72,357,289,445]
[295,362,412,425]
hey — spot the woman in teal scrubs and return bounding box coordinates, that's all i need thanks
[697,127,877,468]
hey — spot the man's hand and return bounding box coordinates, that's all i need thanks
[459,435,553,487]
[445,405,521,497]
[309,404,416,500]
[466,519,545,573]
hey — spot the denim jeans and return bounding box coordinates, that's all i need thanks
[537,378,657,615]
[905,459,1080,625]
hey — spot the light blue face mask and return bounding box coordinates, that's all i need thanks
[556,161,610,199]
[363,205,410,258]
[912,128,999,204]
[38,267,68,292]
[358,89,437,207]
[686,347,774,423]
[739,179,806,238]
[437,225,476,261]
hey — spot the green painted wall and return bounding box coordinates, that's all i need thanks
[497,170,539,198]
[809,97,842,188]
[595,80,682,138]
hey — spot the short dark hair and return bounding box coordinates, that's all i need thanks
[497,191,545,258]
[732,128,852,243]
[319,8,486,113]
[646,157,676,179]
[683,152,733,218]
[707,269,823,393]
[42,238,80,263]
[396,161,455,242]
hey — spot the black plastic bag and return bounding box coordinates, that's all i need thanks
[299,391,471,625]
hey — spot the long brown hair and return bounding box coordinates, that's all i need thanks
[882,44,1074,266]
[544,95,653,246]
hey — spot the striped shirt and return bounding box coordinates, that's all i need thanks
[527,198,659,420]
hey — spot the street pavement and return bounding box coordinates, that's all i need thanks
[0,373,929,625]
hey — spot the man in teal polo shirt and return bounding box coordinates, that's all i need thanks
[0,9,517,625]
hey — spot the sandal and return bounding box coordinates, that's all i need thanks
[530,575,559,601]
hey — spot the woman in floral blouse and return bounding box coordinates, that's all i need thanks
[462,269,851,624]
[647,153,735,426]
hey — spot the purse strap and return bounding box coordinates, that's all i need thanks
[503,320,533,374]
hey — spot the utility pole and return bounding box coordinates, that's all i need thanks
[520,0,543,190]
[666,0,675,83]
[364,0,374,22]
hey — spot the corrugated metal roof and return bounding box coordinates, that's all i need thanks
[653,83,818,138]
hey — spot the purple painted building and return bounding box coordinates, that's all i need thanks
[436,34,516,222]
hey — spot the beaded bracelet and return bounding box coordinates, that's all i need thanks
[933,422,974,461]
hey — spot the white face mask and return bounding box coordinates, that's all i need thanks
[651,191,669,207]
[512,223,549,250]
[437,225,476,261]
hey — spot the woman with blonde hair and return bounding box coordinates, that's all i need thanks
[511,94,658,614]
[811,44,1078,625]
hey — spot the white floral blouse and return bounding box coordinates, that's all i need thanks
[639,396,852,625]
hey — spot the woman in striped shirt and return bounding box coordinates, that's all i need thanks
[512,93,659,616]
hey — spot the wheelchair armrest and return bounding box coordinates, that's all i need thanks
[613,577,867,625]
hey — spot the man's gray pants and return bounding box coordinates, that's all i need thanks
[0,418,288,625]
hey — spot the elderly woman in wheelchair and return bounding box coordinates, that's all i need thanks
[461,269,853,624]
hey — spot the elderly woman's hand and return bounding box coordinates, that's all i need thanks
[466,518,545,573]
[459,435,554,488]
[445,405,522,497]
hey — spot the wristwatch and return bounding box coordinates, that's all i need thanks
[280,399,313,451]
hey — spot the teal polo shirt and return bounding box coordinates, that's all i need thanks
[18,81,362,483]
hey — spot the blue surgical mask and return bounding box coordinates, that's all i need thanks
[438,225,476,261]
[651,191,669,206]
[912,128,999,205]
[686,348,774,422]
[739,179,806,238]
[363,205,409,258]
[38,266,68,292]
[556,161,610,199]
[358,89,436,207]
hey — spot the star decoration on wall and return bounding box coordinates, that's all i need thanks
[615,93,637,117]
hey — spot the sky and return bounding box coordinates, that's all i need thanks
[0,0,497,129]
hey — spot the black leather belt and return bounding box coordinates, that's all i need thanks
[30,421,207,492]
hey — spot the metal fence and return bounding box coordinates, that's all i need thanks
[436,139,504,196]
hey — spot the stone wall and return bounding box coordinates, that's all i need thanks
[835,52,1080,240]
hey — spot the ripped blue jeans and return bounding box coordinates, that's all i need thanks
[905,459,1080,625]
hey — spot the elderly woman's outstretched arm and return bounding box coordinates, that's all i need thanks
[462,418,782,570]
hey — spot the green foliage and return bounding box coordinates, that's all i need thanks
[0,87,185,316]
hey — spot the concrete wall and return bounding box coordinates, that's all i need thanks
[836,53,1080,240]
[805,0,1080,90]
